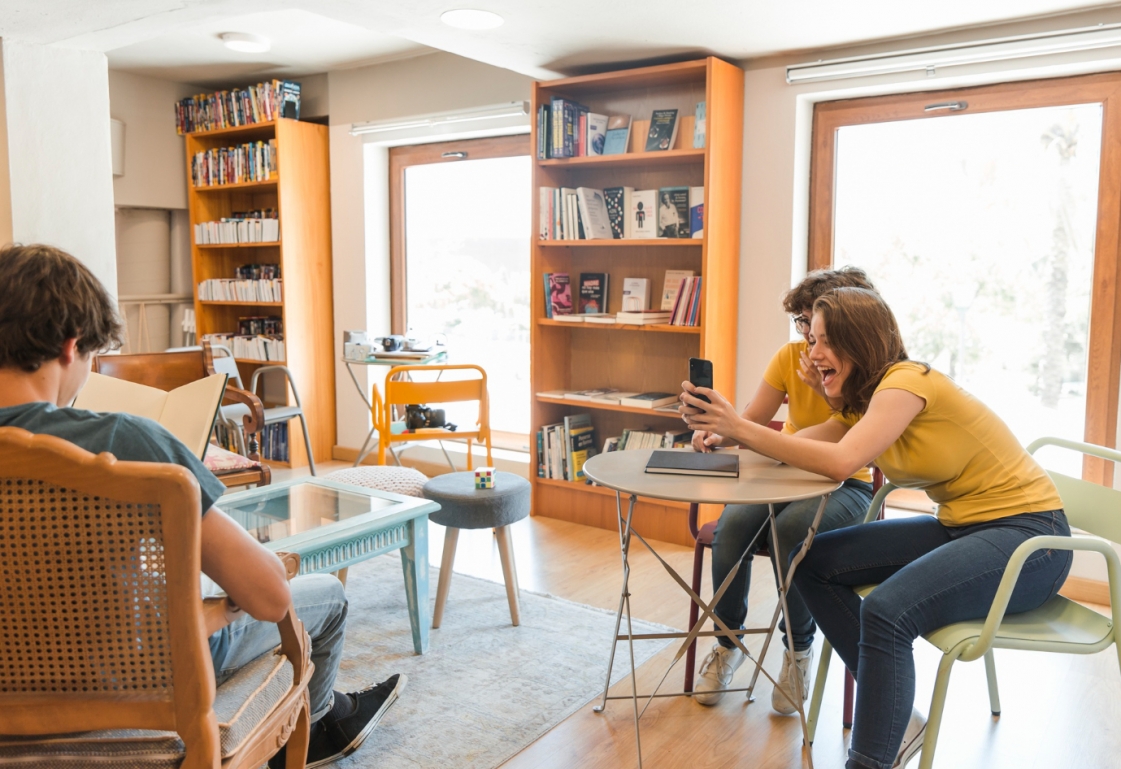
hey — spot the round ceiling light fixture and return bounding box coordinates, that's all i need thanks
[440,9,504,30]
[220,32,271,53]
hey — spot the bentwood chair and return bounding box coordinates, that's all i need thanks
[807,437,1121,769]
[0,427,312,769]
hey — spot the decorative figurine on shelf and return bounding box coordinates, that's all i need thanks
[475,467,496,489]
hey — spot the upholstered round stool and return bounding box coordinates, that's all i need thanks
[423,471,531,627]
[325,465,428,498]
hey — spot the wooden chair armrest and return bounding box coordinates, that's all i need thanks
[276,551,301,581]
[276,605,312,686]
[223,386,266,436]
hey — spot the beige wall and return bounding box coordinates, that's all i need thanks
[108,70,201,209]
[327,51,534,450]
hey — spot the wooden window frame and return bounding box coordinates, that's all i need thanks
[808,72,1121,484]
[388,134,532,335]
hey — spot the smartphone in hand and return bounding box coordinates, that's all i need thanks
[688,357,713,405]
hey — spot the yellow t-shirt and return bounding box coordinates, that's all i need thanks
[763,341,872,484]
[836,362,1062,526]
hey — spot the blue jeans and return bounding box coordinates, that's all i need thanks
[211,574,348,721]
[793,510,1073,769]
[711,479,873,651]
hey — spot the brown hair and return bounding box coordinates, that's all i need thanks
[813,287,924,416]
[783,266,876,315]
[0,243,123,372]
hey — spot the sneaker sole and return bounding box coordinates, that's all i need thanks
[893,722,926,769]
[307,674,408,769]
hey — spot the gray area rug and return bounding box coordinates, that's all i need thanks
[330,553,674,769]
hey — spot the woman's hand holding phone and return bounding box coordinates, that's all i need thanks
[681,381,744,442]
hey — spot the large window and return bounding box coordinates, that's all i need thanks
[810,75,1121,482]
[390,136,532,444]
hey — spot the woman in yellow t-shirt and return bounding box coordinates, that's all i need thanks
[690,267,876,714]
[681,288,1072,769]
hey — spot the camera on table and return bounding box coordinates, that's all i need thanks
[405,404,456,432]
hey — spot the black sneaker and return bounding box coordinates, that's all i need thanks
[269,674,408,769]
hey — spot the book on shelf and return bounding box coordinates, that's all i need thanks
[175,79,300,134]
[74,372,227,461]
[198,278,282,303]
[236,263,280,280]
[670,276,702,326]
[689,187,704,239]
[630,189,658,239]
[536,389,573,399]
[665,429,693,448]
[694,101,706,149]
[579,272,609,314]
[261,422,289,463]
[586,113,608,155]
[191,140,277,187]
[620,392,678,408]
[621,277,651,312]
[550,97,586,158]
[564,413,597,481]
[195,209,280,245]
[544,272,573,317]
[645,449,739,478]
[658,186,690,238]
[588,389,639,405]
[645,109,679,152]
[662,269,696,311]
[603,436,620,453]
[202,333,285,362]
[617,429,666,450]
[575,187,613,239]
[603,115,631,155]
[616,310,672,325]
[583,313,618,324]
[552,314,585,323]
[602,186,632,239]
[565,388,612,401]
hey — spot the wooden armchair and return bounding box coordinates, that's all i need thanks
[0,427,311,768]
[92,342,271,488]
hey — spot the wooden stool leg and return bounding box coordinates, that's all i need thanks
[495,525,521,626]
[332,567,348,587]
[432,527,459,629]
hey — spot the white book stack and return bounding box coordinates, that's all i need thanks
[195,218,280,245]
[198,279,282,302]
[202,333,285,362]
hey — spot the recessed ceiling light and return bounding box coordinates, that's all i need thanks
[440,9,504,30]
[220,32,271,53]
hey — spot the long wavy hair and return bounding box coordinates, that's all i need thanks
[812,287,925,416]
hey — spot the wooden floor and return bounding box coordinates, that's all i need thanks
[269,461,1121,769]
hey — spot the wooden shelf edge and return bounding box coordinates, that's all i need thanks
[537,239,702,247]
[196,242,281,249]
[534,476,690,509]
[233,358,286,365]
[185,120,277,138]
[537,149,705,167]
[536,395,683,417]
[191,178,278,193]
[199,300,284,307]
[537,319,701,334]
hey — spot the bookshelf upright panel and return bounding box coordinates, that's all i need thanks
[530,58,744,546]
[186,118,336,469]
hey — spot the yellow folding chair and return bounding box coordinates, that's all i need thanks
[376,364,492,470]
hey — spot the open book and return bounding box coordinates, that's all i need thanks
[73,373,228,460]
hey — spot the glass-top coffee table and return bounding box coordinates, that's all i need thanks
[220,477,440,654]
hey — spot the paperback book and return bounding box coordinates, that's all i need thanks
[629,190,658,239]
[689,187,705,239]
[645,109,679,152]
[693,101,706,149]
[586,112,608,155]
[621,277,651,312]
[565,413,597,481]
[620,392,679,409]
[661,269,696,311]
[603,115,632,155]
[544,272,573,317]
[579,272,609,314]
[603,186,633,239]
[658,186,690,238]
[575,187,613,240]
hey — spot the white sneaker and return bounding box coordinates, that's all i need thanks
[693,644,745,706]
[771,648,813,714]
[893,708,927,768]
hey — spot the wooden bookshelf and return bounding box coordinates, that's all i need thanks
[186,117,336,469]
[530,58,744,547]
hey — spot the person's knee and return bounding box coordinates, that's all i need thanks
[291,574,349,623]
[859,590,902,636]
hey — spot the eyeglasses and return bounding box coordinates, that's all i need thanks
[791,315,811,333]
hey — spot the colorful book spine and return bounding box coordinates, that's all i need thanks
[175,79,300,134]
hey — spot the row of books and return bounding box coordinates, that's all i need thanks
[238,316,282,336]
[537,389,680,410]
[175,79,300,134]
[198,279,282,303]
[260,422,290,463]
[603,428,692,453]
[195,216,280,245]
[191,140,278,187]
[540,185,703,240]
[202,333,286,362]
[235,263,280,280]
[536,413,596,481]
[538,101,705,159]
[543,271,701,326]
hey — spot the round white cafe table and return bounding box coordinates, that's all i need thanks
[582,448,840,769]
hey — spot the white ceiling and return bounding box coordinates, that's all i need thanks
[2,0,1120,85]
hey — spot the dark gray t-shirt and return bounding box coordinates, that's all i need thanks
[0,401,226,513]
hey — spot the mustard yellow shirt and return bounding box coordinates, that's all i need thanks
[763,341,872,484]
[836,362,1062,526]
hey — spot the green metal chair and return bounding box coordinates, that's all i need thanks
[806,437,1121,769]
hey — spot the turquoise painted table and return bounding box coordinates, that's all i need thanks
[220,477,439,654]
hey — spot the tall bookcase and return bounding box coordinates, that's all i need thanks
[185,117,336,469]
[530,58,744,546]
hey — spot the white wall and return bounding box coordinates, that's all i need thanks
[107,70,201,210]
[0,40,117,294]
[327,52,534,450]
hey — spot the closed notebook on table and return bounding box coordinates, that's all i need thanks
[644,450,739,478]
